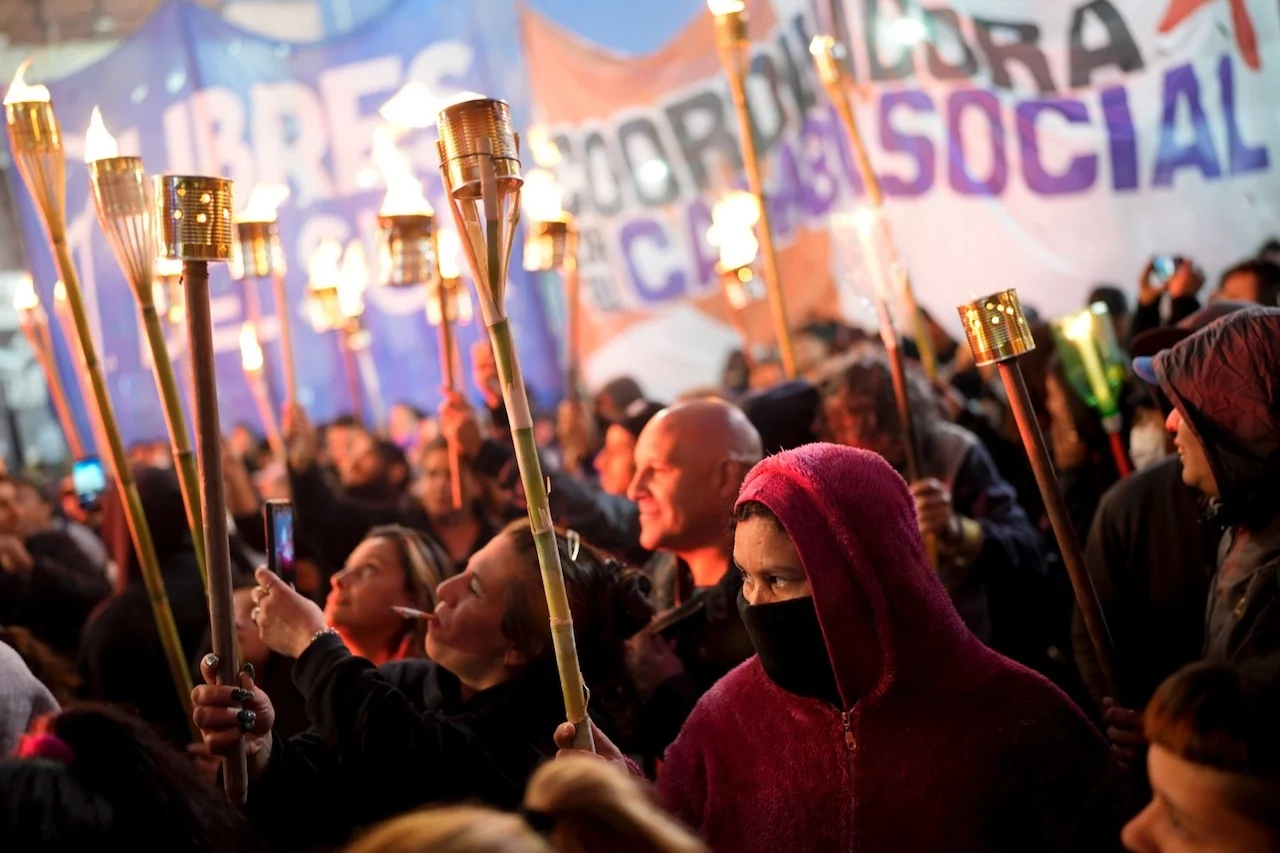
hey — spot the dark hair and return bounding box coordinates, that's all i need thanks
[1220,258,1280,306]
[372,439,409,472]
[1087,285,1130,319]
[731,499,782,532]
[1145,663,1280,828]
[100,465,194,592]
[329,413,364,429]
[500,521,652,682]
[816,346,941,467]
[0,626,80,706]
[0,704,263,851]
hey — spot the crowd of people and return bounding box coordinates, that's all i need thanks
[0,250,1277,852]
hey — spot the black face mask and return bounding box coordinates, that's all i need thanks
[738,593,842,708]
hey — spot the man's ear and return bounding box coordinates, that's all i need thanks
[712,458,740,500]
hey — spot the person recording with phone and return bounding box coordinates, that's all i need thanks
[190,521,652,849]
[1130,256,1207,343]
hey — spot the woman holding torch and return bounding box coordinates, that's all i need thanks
[189,523,650,849]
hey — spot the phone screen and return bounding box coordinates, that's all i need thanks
[72,458,107,510]
[263,501,296,586]
[1151,255,1177,283]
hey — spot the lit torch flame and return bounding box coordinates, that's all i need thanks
[373,126,432,217]
[13,274,39,312]
[338,241,368,319]
[1061,310,1094,344]
[236,183,290,223]
[155,257,183,279]
[707,0,746,16]
[240,323,264,372]
[707,191,760,271]
[308,239,343,292]
[379,81,483,129]
[437,228,463,280]
[4,59,51,105]
[523,169,566,223]
[83,106,119,163]
[528,124,561,167]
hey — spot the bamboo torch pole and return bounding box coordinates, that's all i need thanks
[811,36,938,380]
[85,107,208,591]
[710,0,796,378]
[154,173,248,802]
[438,98,593,751]
[4,69,195,737]
[13,276,85,457]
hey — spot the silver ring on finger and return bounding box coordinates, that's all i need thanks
[251,606,261,624]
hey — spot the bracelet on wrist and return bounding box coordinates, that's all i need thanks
[308,627,340,648]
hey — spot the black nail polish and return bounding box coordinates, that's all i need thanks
[239,662,255,680]
[237,709,257,732]
[203,654,219,670]
[229,688,251,703]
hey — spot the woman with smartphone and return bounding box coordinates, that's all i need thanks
[191,522,651,850]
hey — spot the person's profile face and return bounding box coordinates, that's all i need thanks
[1167,409,1219,499]
[419,447,472,517]
[732,514,811,606]
[426,533,522,682]
[1121,745,1278,853]
[627,420,713,552]
[325,537,414,636]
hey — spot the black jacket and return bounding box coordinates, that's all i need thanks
[244,634,570,849]
[1073,455,1215,708]
[1155,306,1280,682]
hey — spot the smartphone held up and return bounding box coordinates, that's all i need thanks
[262,500,295,587]
[72,457,107,511]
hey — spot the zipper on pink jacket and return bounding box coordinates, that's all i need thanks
[840,710,856,751]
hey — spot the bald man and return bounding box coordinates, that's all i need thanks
[624,400,762,763]
[629,399,763,594]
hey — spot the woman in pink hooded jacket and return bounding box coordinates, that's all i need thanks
[562,443,1130,851]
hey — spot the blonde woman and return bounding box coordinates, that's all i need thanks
[346,755,705,853]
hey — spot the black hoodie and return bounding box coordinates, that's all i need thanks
[1155,306,1280,682]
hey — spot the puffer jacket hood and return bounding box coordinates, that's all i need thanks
[1156,306,1280,526]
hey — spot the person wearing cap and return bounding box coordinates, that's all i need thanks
[1104,307,1280,769]
[1072,303,1250,740]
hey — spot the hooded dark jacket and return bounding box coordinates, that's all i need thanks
[1155,306,1280,682]
[658,444,1128,852]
